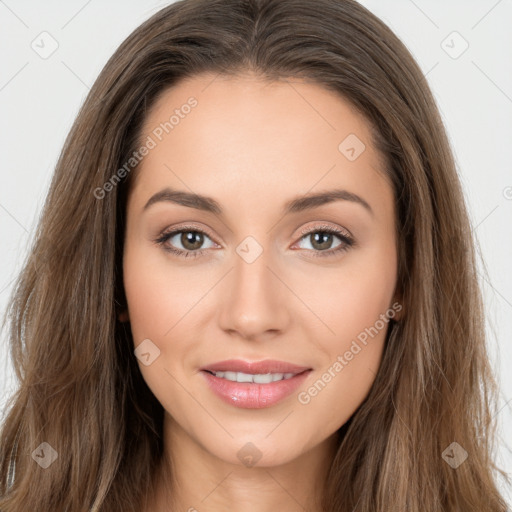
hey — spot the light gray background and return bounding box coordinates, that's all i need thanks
[1,0,511,501]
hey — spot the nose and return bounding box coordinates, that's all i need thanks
[217,245,291,342]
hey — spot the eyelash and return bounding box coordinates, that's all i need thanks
[154,223,355,259]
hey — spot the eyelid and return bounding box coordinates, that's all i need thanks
[159,222,220,244]
[296,222,353,239]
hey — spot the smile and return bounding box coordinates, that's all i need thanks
[206,371,297,383]
[200,370,311,409]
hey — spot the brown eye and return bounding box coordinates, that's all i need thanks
[179,231,204,251]
[295,225,355,258]
[155,226,217,258]
[308,232,337,251]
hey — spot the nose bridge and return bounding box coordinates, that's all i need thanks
[218,235,290,338]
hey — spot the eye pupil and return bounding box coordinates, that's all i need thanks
[181,231,204,250]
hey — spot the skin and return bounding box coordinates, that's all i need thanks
[121,71,401,511]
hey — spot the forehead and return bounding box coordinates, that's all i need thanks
[130,72,391,218]
[142,72,375,147]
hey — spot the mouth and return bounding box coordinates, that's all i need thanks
[200,358,311,375]
[200,359,312,409]
[203,370,299,383]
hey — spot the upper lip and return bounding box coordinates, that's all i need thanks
[201,359,311,375]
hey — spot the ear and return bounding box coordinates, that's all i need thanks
[390,291,405,322]
[118,309,130,322]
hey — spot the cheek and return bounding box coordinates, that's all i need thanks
[322,268,396,352]
[122,247,205,424]
[293,241,397,430]
[295,288,394,439]
[122,243,205,345]
[301,235,397,351]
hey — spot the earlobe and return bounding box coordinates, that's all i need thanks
[118,309,130,322]
[393,308,403,322]
[391,294,405,322]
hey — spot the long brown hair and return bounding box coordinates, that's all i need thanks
[0,0,509,510]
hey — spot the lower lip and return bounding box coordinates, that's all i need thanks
[201,370,311,409]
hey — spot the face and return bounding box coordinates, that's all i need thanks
[122,72,400,468]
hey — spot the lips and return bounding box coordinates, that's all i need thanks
[201,359,311,375]
[200,359,312,409]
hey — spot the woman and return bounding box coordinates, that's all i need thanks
[0,0,509,510]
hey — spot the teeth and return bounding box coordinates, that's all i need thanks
[212,371,296,383]
[254,373,273,384]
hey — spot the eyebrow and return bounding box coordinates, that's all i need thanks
[143,186,373,217]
